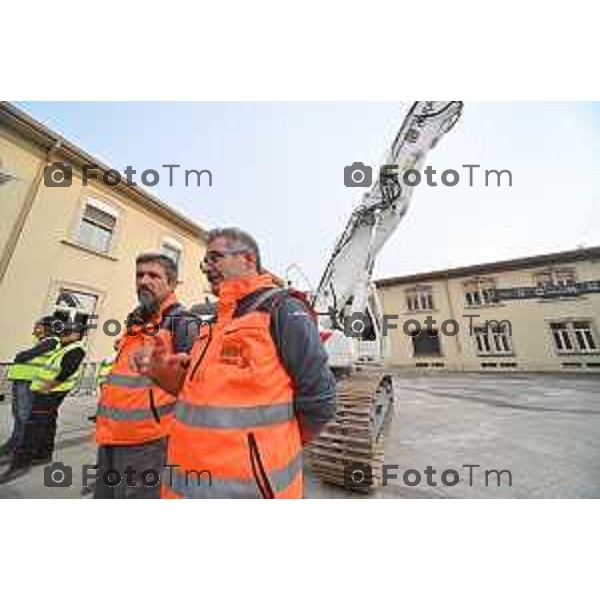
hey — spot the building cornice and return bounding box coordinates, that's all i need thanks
[376,246,600,288]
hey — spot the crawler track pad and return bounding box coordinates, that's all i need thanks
[306,370,394,493]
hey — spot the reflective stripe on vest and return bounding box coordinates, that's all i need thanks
[7,337,61,382]
[175,399,294,429]
[30,341,85,393]
[166,451,302,499]
[104,373,153,388]
[96,358,114,387]
[97,401,175,422]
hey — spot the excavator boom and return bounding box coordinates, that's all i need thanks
[307,101,463,492]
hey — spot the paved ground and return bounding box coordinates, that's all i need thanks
[306,372,600,499]
[1,372,599,499]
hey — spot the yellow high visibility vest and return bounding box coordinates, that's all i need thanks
[95,356,115,388]
[6,337,61,382]
[30,341,86,394]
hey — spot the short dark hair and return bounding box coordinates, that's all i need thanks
[136,253,178,284]
[35,315,56,337]
[207,227,262,272]
[35,315,55,328]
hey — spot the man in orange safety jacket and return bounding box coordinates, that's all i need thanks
[93,253,198,499]
[135,228,337,498]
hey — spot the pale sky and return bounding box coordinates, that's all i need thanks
[17,101,600,288]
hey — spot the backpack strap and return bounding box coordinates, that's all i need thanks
[269,289,318,322]
[244,287,284,314]
[244,287,317,322]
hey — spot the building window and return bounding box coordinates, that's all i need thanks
[406,287,434,311]
[412,329,441,356]
[474,323,513,356]
[77,201,117,254]
[551,321,598,354]
[52,289,98,331]
[550,323,573,352]
[534,268,576,287]
[161,238,182,267]
[464,278,498,307]
[0,158,17,186]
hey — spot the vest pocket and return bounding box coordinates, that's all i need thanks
[148,388,161,423]
[190,328,214,380]
[247,432,275,499]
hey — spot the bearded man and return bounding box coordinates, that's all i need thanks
[93,253,197,499]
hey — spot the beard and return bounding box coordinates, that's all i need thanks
[127,289,160,325]
[138,289,159,313]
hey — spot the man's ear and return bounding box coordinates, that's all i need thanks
[244,252,257,270]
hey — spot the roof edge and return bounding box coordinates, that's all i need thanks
[376,246,600,288]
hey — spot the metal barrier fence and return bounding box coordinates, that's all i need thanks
[0,362,100,403]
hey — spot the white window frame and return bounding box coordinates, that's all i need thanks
[161,236,183,267]
[473,324,513,356]
[464,278,498,307]
[0,158,17,186]
[551,320,598,354]
[52,288,99,330]
[76,197,119,254]
[550,323,573,352]
[573,322,597,352]
[85,197,120,219]
[534,268,577,288]
[406,287,434,311]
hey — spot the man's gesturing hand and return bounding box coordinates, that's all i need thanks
[129,335,190,396]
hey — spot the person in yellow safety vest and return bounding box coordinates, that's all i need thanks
[86,352,117,424]
[0,321,87,483]
[96,357,114,388]
[0,316,59,467]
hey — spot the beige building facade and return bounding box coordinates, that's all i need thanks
[0,102,210,363]
[376,247,600,372]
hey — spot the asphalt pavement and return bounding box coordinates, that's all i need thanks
[1,372,599,499]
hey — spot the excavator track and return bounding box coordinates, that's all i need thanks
[306,369,394,493]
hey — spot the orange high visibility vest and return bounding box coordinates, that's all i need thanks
[162,274,303,499]
[95,295,180,446]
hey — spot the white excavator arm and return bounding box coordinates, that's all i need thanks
[312,101,463,368]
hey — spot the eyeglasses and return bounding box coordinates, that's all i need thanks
[200,248,249,266]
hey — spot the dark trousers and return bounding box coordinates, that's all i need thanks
[13,391,67,467]
[1,381,33,451]
[93,437,167,499]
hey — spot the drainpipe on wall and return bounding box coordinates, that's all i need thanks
[0,139,62,285]
[443,275,463,369]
